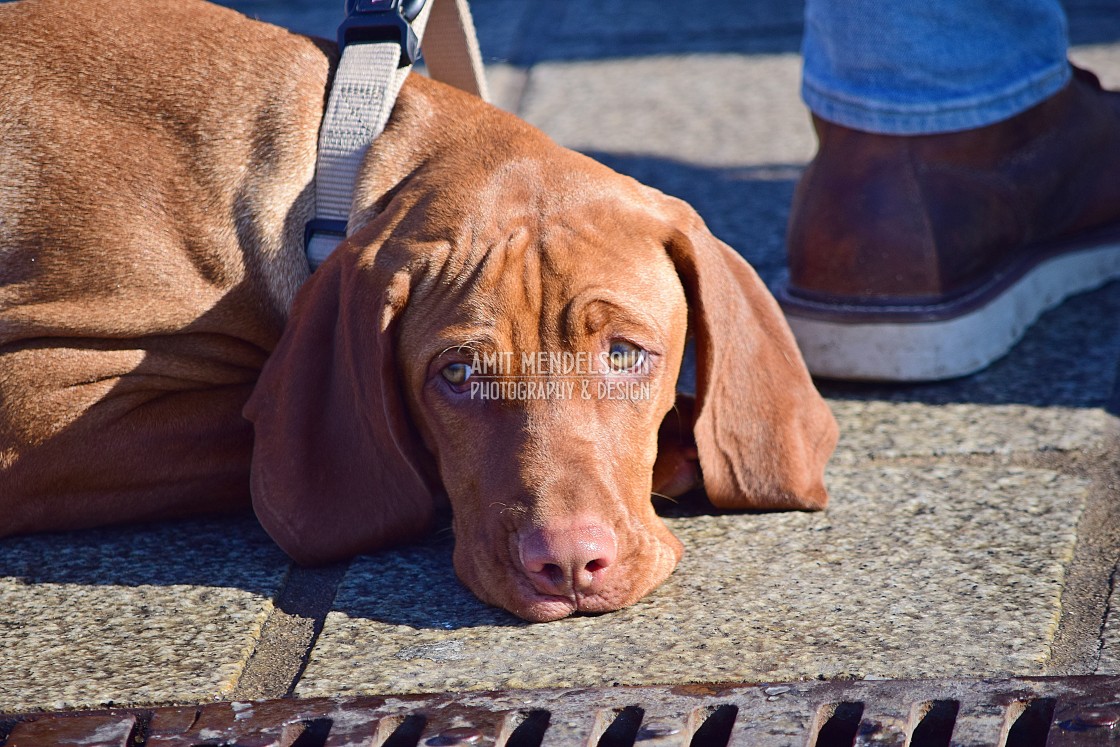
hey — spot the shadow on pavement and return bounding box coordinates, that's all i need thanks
[216,0,1120,65]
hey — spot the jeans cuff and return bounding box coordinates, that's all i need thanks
[801,62,1072,135]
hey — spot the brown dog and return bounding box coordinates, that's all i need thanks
[0,0,837,621]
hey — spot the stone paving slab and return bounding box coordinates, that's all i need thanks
[1097,601,1120,675]
[518,54,814,169]
[296,465,1088,697]
[0,517,288,712]
[1090,497,1120,677]
[1072,45,1120,88]
[825,285,1120,463]
[829,402,1118,464]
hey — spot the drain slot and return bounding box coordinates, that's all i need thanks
[1005,699,1055,747]
[688,704,737,747]
[595,707,645,747]
[909,700,959,747]
[501,710,551,747]
[286,717,333,747]
[813,701,864,746]
[382,714,428,747]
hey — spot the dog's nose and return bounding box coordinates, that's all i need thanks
[518,521,618,598]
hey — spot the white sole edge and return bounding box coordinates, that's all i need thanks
[782,242,1120,382]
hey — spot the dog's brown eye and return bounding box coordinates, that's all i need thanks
[608,341,645,371]
[441,362,473,385]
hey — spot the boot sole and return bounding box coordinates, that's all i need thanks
[773,224,1120,382]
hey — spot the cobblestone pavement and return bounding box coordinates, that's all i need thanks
[1,0,1118,714]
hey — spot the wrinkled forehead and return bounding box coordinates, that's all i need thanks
[398,171,687,353]
[426,146,669,236]
[432,150,675,264]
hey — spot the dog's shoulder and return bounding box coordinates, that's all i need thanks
[2,0,333,130]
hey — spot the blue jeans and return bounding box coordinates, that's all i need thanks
[801,0,1071,135]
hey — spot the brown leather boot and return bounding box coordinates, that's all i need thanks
[775,66,1120,381]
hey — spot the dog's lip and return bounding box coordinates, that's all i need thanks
[512,583,636,622]
[515,591,579,622]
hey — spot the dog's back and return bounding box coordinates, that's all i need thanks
[0,0,331,532]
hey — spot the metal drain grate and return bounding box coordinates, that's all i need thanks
[3,676,1120,746]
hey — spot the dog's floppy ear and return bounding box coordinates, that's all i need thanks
[243,237,437,565]
[663,200,838,510]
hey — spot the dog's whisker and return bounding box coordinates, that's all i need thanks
[488,501,529,519]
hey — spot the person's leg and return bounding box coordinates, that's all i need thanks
[778,1,1120,381]
[801,0,1070,135]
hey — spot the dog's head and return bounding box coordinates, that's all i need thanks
[244,77,837,622]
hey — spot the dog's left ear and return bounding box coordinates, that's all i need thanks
[662,199,838,510]
[244,235,438,564]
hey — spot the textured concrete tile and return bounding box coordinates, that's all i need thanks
[484,63,530,114]
[520,54,815,169]
[829,403,1118,463]
[462,0,536,64]
[296,465,1086,696]
[1095,575,1120,675]
[548,0,802,49]
[1070,44,1120,88]
[210,0,535,64]
[218,0,338,39]
[822,284,1120,461]
[0,517,289,712]
[510,0,803,61]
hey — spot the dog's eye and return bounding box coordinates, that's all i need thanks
[608,340,646,371]
[441,362,473,385]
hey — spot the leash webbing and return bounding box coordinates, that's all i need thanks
[307,0,488,269]
[420,0,488,100]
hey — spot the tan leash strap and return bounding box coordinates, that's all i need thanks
[308,0,488,269]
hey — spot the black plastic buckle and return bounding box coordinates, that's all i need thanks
[337,0,427,66]
[304,218,348,247]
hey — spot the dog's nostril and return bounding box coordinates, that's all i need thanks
[518,522,619,597]
[541,563,564,585]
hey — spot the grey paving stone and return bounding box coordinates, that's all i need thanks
[829,402,1118,463]
[0,517,289,712]
[1096,608,1120,674]
[460,0,536,64]
[1092,551,1120,675]
[519,54,815,169]
[218,0,338,39]
[504,0,804,62]
[1067,5,1120,50]
[482,62,529,113]
[823,284,1120,461]
[295,465,1086,697]
[1070,44,1120,88]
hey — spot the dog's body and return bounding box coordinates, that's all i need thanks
[0,0,323,529]
[0,0,837,621]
